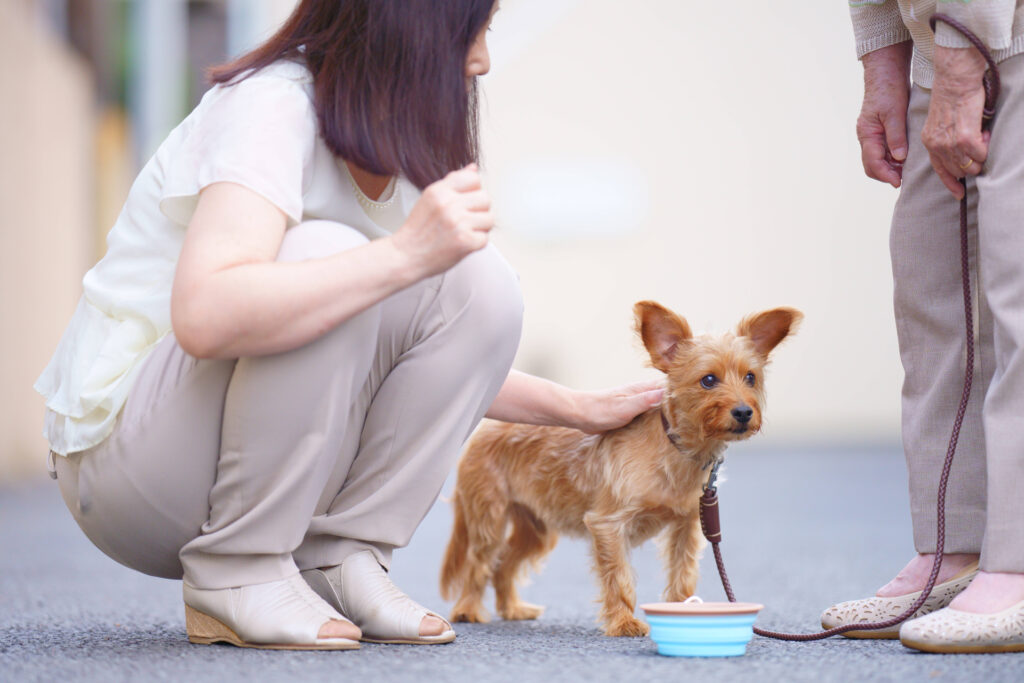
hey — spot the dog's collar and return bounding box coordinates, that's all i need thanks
[661,407,724,473]
[660,408,686,451]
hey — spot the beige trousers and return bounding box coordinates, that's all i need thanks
[55,220,523,589]
[892,54,1024,572]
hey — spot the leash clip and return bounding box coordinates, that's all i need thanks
[703,457,723,493]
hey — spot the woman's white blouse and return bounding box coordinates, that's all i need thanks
[35,60,419,456]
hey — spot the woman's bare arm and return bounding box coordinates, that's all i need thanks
[486,370,664,434]
[171,166,491,359]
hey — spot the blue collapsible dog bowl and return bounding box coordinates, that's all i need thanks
[640,598,764,657]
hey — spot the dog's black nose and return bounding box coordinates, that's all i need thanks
[731,405,753,424]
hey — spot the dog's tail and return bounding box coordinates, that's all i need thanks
[439,489,470,600]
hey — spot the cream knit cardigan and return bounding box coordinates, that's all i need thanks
[850,0,1024,86]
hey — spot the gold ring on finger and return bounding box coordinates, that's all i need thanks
[959,157,975,170]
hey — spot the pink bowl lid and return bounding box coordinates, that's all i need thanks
[640,601,764,616]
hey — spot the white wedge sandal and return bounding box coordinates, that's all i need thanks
[184,573,361,650]
[302,550,456,644]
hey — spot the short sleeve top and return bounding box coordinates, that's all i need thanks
[35,59,421,455]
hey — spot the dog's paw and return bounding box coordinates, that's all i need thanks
[450,603,491,623]
[603,615,650,637]
[499,601,545,621]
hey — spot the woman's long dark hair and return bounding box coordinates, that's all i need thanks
[210,0,495,189]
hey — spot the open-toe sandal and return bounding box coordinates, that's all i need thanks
[302,550,455,645]
[184,573,360,650]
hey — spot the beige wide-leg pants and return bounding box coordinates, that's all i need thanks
[892,54,1024,572]
[55,220,523,589]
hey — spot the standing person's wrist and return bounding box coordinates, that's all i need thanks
[932,45,987,94]
[861,41,912,85]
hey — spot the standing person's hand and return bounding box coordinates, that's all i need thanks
[857,41,913,188]
[391,163,494,279]
[922,46,990,200]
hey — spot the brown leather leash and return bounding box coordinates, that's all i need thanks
[697,14,1001,641]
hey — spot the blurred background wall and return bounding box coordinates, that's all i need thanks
[0,0,902,481]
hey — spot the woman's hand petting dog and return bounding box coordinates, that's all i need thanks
[572,380,665,434]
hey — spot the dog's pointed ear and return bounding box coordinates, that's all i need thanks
[634,301,693,373]
[737,307,803,358]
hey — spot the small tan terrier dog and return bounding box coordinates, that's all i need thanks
[440,301,801,636]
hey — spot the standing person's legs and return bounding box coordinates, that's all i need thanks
[950,51,1024,607]
[819,83,991,635]
[898,55,1024,651]
[890,85,990,570]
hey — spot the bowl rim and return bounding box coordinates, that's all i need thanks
[640,601,764,616]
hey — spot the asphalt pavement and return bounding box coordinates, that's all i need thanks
[3,443,1023,682]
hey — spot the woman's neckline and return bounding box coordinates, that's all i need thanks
[344,161,395,204]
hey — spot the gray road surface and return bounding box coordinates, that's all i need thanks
[2,443,1022,682]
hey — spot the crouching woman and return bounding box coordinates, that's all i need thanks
[34,0,663,650]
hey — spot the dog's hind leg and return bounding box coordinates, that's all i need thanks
[493,505,556,621]
[660,515,704,602]
[448,495,509,624]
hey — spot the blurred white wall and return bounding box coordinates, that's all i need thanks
[481,0,902,445]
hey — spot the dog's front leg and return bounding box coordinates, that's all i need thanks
[583,511,649,637]
[660,516,704,602]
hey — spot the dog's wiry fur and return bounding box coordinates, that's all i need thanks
[440,301,802,636]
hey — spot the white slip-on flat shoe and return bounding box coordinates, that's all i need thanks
[820,563,978,639]
[184,573,360,650]
[899,599,1024,653]
[302,550,456,645]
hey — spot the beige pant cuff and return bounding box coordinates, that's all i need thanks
[295,539,394,572]
[911,505,985,555]
[181,552,299,590]
[980,522,1024,573]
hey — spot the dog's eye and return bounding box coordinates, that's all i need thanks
[700,374,718,389]
[745,372,756,387]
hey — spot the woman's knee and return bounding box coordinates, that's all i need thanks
[441,245,524,362]
[276,220,370,263]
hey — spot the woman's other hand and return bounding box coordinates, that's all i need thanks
[486,371,664,435]
[857,41,912,188]
[922,45,989,200]
[391,164,493,279]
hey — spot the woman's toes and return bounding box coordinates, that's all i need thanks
[419,615,447,637]
[319,618,361,641]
